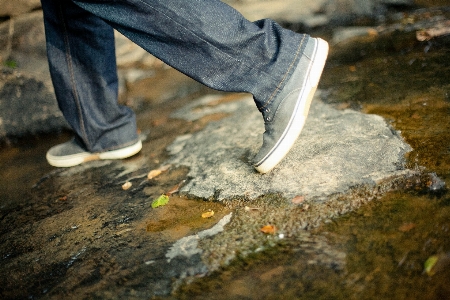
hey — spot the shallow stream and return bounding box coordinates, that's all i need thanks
[0,5,449,300]
[172,7,450,300]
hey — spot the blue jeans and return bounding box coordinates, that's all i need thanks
[41,0,308,152]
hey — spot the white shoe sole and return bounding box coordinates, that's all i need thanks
[46,140,143,167]
[255,38,329,174]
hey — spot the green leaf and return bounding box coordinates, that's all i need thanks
[4,60,17,68]
[151,194,169,208]
[424,255,439,276]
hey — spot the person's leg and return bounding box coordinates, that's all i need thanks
[71,0,328,173]
[71,0,306,108]
[47,0,328,171]
[41,0,140,161]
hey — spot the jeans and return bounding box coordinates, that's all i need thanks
[41,0,309,152]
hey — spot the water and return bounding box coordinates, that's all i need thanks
[0,134,69,210]
[171,7,450,300]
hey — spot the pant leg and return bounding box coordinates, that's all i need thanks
[41,0,139,152]
[72,0,309,109]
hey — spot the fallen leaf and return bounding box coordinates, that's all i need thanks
[291,195,305,204]
[166,179,186,196]
[368,28,378,37]
[122,181,132,190]
[151,194,169,208]
[147,165,171,180]
[58,196,67,201]
[201,210,214,218]
[261,225,276,234]
[147,169,162,180]
[398,222,416,232]
[244,206,261,212]
[424,255,439,276]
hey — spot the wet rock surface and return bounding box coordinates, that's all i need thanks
[168,93,411,201]
[0,69,68,141]
[0,89,415,299]
[1,2,449,300]
[0,62,442,300]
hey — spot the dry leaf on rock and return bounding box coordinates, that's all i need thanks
[244,206,261,212]
[147,164,171,180]
[202,210,214,218]
[398,222,416,232]
[147,169,162,180]
[260,225,276,234]
[122,181,132,190]
[166,179,186,196]
[291,195,305,204]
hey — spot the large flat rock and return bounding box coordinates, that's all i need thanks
[168,92,411,201]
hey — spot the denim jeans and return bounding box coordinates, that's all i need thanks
[41,0,309,152]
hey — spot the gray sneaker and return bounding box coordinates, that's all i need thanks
[46,138,142,167]
[253,37,328,173]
